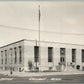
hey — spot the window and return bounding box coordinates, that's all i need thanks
[19,46,22,63]
[34,46,39,62]
[5,50,7,64]
[72,49,76,62]
[10,48,12,63]
[82,67,84,71]
[76,65,80,69]
[82,49,84,62]
[60,48,65,64]
[48,47,53,62]
[14,47,17,64]
[1,51,3,64]
[60,57,65,62]
[60,48,65,56]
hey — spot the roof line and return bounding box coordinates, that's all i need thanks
[25,39,84,46]
[0,39,84,48]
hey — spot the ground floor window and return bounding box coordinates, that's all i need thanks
[76,65,80,70]
[60,57,65,62]
[82,67,84,71]
[5,66,9,70]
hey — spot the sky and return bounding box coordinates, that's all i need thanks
[0,1,84,46]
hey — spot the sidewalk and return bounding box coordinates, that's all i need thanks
[0,70,84,77]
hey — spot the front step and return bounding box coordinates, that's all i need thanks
[64,66,78,72]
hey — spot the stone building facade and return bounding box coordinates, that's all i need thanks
[0,39,84,72]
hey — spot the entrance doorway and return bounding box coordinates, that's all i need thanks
[60,48,66,65]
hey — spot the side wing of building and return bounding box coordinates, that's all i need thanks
[0,40,24,72]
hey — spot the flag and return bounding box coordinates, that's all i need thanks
[39,5,41,22]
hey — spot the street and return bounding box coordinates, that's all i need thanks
[0,73,84,83]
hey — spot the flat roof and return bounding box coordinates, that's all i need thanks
[0,39,84,49]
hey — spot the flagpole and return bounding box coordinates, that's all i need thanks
[38,5,41,65]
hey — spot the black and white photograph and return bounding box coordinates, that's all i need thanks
[0,1,84,83]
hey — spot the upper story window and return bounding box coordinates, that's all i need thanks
[48,47,53,62]
[72,49,76,62]
[19,46,22,64]
[5,50,7,64]
[14,47,17,64]
[82,49,84,62]
[34,46,39,62]
[1,51,3,64]
[10,48,12,63]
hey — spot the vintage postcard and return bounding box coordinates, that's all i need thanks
[0,0,84,83]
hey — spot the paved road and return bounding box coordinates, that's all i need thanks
[0,73,84,83]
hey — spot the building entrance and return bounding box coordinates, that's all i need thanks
[60,48,66,65]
